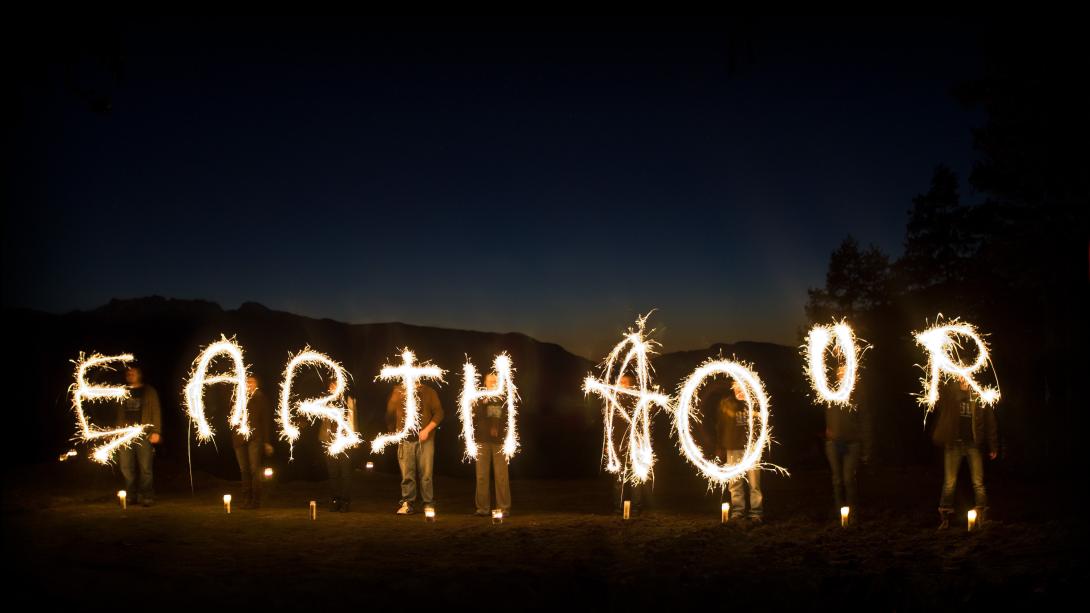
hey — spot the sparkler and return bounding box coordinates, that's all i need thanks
[278,348,361,458]
[183,336,249,441]
[803,320,865,407]
[583,315,672,485]
[673,358,778,486]
[70,353,146,463]
[459,353,520,461]
[914,316,1000,418]
[371,349,445,453]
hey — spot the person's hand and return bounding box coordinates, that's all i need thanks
[490,426,500,439]
[989,451,998,460]
[149,433,161,445]
[419,428,431,442]
[264,443,274,457]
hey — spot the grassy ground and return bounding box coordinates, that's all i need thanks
[4,462,1084,608]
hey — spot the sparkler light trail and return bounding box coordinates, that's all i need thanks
[583,315,671,484]
[184,336,249,441]
[371,349,445,453]
[70,353,144,463]
[673,357,779,486]
[459,353,520,461]
[914,316,1001,418]
[803,320,865,407]
[278,348,361,458]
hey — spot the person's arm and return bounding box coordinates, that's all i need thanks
[419,387,442,441]
[259,393,274,455]
[146,387,162,443]
[386,388,401,432]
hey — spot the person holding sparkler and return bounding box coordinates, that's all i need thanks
[321,378,358,512]
[388,380,444,515]
[472,372,512,517]
[714,380,763,524]
[114,365,162,507]
[233,375,274,509]
[609,373,649,515]
[933,379,998,529]
[823,365,872,524]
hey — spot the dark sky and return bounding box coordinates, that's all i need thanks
[6,17,985,358]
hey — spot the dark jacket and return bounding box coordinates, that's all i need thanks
[931,382,999,452]
[712,393,748,452]
[114,384,162,435]
[386,384,444,438]
[233,388,273,448]
[473,398,505,445]
[825,385,873,457]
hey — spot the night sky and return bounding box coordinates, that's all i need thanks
[6,17,985,358]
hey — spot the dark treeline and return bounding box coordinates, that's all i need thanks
[804,22,1087,477]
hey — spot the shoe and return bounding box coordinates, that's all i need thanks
[475,510,490,517]
[396,501,413,515]
[748,516,763,525]
[141,499,154,508]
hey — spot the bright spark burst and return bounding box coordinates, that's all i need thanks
[914,316,1001,418]
[183,336,249,442]
[371,349,445,453]
[278,348,361,458]
[673,357,779,486]
[459,353,520,461]
[583,315,671,485]
[70,353,145,464]
[803,320,866,407]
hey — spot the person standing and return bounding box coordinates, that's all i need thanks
[933,379,999,529]
[115,365,162,506]
[824,365,872,523]
[388,381,444,514]
[715,380,763,524]
[233,375,274,509]
[321,379,358,512]
[473,372,512,517]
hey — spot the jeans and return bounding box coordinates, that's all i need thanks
[725,449,762,518]
[233,441,264,504]
[940,441,987,510]
[475,441,511,513]
[118,434,154,503]
[397,438,435,507]
[326,452,353,501]
[824,440,861,510]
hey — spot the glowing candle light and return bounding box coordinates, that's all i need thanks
[365,461,374,471]
[721,502,730,524]
[914,317,1001,420]
[967,509,978,531]
[184,336,249,442]
[309,500,317,521]
[424,507,436,522]
[279,348,361,458]
[803,320,866,407]
[59,449,78,462]
[841,506,850,528]
[371,350,445,453]
[673,358,782,486]
[584,315,672,486]
[263,467,274,479]
[460,352,520,461]
[623,500,631,520]
[71,353,146,463]
[117,490,127,510]
[492,509,504,525]
[223,494,232,514]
